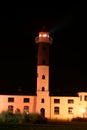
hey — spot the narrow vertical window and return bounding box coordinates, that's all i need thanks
[42,60,46,65]
[42,87,45,91]
[42,46,46,51]
[42,75,45,79]
[41,98,44,103]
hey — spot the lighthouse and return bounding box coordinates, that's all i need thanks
[35,31,52,118]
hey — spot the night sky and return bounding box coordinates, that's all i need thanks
[0,5,87,95]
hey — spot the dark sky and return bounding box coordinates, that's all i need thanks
[0,5,87,95]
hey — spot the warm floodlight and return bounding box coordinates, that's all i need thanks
[82,108,86,113]
[39,32,49,38]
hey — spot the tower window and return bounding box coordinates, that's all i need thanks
[42,75,45,79]
[41,98,44,103]
[8,97,14,102]
[42,87,45,91]
[54,99,60,103]
[42,60,46,65]
[54,107,59,115]
[23,98,30,103]
[42,46,46,51]
[68,99,74,104]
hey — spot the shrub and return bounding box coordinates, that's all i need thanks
[22,112,30,123]
[0,111,19,123]
[28,113,47,124]
[0,111,48,124]
[72,117,87,122]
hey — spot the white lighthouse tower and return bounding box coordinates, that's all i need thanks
[35,31,52,118]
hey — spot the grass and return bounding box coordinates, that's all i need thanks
[0,122,87,130]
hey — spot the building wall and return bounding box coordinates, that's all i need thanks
[78,92,87,118]
[50,96,81,121]
[0,95,35,114]
[0,93,87,120]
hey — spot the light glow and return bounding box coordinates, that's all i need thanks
[82,108,86,113]
[39,32,49,38]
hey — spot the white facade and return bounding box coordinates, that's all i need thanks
[0,93,87,121]
[0,32,87,121]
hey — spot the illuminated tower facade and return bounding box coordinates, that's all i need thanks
[35,32,52,118]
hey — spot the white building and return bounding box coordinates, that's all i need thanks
[0,31,87,121]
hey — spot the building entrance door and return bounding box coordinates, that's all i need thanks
[40,108,45,117]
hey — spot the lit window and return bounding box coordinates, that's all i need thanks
[84,95,87,101]
[42,75,45,79]
[42,87,45,91]
[8,97,14,102]
[24,98,30,103]
[54,99,60,103]
[41,98,44,103]
[54,107,59,115]
[68,107,73,114]
[24,106,29,114]
[39,32,49,38]
[68,99,74,104]
[8,105,14,113]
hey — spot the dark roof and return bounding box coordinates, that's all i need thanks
[50,91,78,97]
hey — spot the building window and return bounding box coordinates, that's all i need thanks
[68,107,73,114]
[42,60,46,65]
[24,106,29,114]
[42,75,45,79]
[68,99,74,104]
[41,98,44,103]
[80,95,82,101]
[23,98,30,103]
[42,87,45,91]
[84,95,87,101]
[54,99,60,103]
[54,107,59,115]
[8,105,14,113]
[8,97,14,102]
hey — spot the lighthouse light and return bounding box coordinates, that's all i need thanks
[39,32,49,38]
